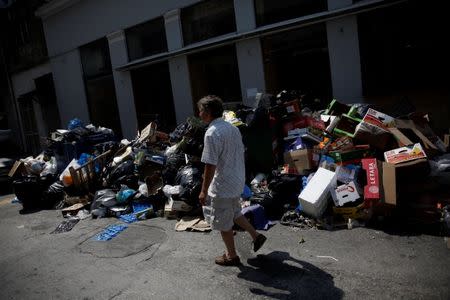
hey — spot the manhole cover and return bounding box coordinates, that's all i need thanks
[78,224,167,258]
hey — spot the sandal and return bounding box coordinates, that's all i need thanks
[215,254,241,266]
[253,234,267,252]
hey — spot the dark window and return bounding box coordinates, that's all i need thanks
[188,45,241,106]
[126,17,168,61]
[255,0,327,27]
[357,0,450,133]
[181,0,236,45]
[358,0,449,95]
[80,39,112,79]
[80,39,122,137]
[261,23,332,103]
[131,62,177,132]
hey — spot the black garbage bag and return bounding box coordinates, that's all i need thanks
[268,174,302,208]
[41,181,65,209]
[107,160,135,185]
[93,141,119,156]
[175,165,203,207]
[177,137,204,157]
[13,174,58,211]
[13,176,42,210]
[162,152,186,185]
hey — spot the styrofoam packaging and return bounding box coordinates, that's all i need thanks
[298,167,336,218]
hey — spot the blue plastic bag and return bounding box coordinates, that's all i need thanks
[68,118,84,130]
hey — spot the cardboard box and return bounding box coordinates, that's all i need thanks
[298,167,336,218]
[284,149,314,175]
[384,143,427,164]
[333,114,362,138]
[331,181,360,207]
[362,108,395,130]
[329,145,372,165]
[324,99,350,116]
[382,159,429,205]
[284,100,300,114]
[354,121,395,150]
[361,158,381,206]
[8,161,25,177]
[332,202,365,219]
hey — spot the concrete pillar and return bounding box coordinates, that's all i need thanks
[168,56,194,123]
[234,0,256,33]
[107,30,138,139]
[326,0,363,103]
[164,9,183,50]
[164,9,194,123]
[235,38,266,106]
[50,49,90,126]
[233,0,266,106]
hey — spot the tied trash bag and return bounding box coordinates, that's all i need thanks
[41,181,65,209]
[116,186,136,203]
[107,160,139,190]
[91,189,117,210]
[162,152,186,185]
[174,166,202,206]
[68,118,84,130]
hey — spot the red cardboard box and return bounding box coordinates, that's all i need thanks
[361,158,381,206]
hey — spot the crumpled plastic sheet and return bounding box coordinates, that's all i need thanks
[95,224,128,241]
[51,218,80,234]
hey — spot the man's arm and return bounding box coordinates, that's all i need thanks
[199,163,216,205]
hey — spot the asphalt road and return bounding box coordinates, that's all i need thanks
[0,194,449,299]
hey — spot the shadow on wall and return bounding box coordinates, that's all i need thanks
[238,251,344,299]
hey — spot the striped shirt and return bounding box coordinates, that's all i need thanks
[201,118,245,198]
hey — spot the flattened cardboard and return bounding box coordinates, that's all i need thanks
[394,119,437,150]
[8,160,25,177]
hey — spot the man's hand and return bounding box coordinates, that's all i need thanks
[199,191,206,206]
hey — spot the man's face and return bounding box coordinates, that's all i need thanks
[199,106,212,124]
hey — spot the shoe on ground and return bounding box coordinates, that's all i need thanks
[215,254,241,266]
[253,234,267,252]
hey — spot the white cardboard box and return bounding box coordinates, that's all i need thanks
[331,181,360,207]
[298,167,336,218]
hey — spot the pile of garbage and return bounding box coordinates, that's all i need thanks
[7,91,450,234]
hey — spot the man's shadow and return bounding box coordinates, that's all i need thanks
[237,251,344,299]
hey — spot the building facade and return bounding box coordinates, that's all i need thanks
[21,0,448,142]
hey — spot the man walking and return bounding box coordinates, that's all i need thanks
[198,95,266,266]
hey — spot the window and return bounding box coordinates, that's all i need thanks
[131,62,177,132]
[255,0,327,27]
[80,39,122,137]
[181,0,236,45]
[126,17,168,61]
[261,24,332,103]
[357,0,450,133]
[358,1,449,95]
[188,45,241,106]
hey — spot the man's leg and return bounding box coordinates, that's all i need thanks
[234,215,259,240]
[220,230,237,258]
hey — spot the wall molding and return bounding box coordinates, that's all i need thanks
[35,0,80,20]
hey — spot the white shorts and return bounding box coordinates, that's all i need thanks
[202,196,242,231]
